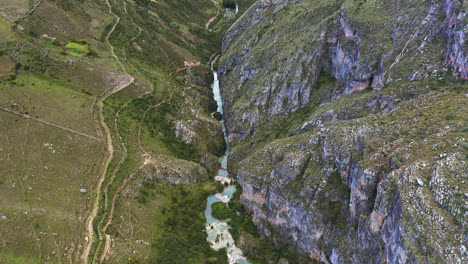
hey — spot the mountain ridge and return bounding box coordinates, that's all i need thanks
[219,0,467,263]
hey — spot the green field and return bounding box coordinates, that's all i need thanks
[65,42,87,51]
[0,18,14,43]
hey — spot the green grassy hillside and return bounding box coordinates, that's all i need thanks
[0,0,255,263]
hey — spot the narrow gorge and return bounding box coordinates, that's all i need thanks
[0,0,466,263]
[204,57,250,264]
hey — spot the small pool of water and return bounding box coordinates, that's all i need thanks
[204,57,250,264]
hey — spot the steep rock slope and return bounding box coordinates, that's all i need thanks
[220,0,468,142]
[219,0,468,263]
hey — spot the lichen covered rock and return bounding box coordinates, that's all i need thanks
[143,154,209,185]
[219,0,468,262]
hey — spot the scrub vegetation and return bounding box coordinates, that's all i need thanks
[0,0,256,263]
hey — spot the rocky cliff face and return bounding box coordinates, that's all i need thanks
[445,0,468,79]
[219,0,468,263]
[220,0,468,143]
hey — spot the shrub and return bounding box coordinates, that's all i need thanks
[213,111,222,121]
[27,30,38,37]
[150,183,228,263]
[211,202,231,220]
[7,72,16,80]
[445,113,456,120]
[52,40,62,46]
[223,0,236,9]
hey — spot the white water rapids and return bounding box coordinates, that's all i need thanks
[204,58,250,264]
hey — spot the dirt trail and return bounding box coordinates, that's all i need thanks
[105,100,132,192]
[0,106,101,140]
[93,100,131,264]
[101,158,151,235]
[105,0,127,73]
[81,75,133,264]
[98,99,165,263]
[175,64,200,73]
[99,157,151,264]
[205,0,221,29]
[80,0,135,263]
[207,50,220,66]
[123,0,144,44]
[172,51,219,74]
[99,234,111,264]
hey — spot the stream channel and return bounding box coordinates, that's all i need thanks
[204,58,250,264]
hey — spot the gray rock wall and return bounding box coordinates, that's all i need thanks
[219,0,468,262]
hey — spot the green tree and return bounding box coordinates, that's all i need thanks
[223,0,236,9]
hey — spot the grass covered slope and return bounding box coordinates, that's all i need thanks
[0,0,255,263]
[0,2,113,261]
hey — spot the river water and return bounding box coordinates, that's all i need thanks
[204,58,250,264]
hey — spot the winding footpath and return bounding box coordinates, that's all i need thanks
[80,0,135,263]
[99,158,150,264]
[94,100,131,264]
[205,0,221,29]
[98,99,167,263]
[94,2,173,262]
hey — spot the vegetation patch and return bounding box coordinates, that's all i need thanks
[223,0,237,9]
[64,41,87,56]
[0,55,15,76]
[211,185,316,263]
[0,0,258,262]
[0,18,14,43]
[140,179,228,264]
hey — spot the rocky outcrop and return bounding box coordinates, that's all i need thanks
[233,94,467,262]
[167,64,225,175]
[444,0,468,79]
[219,0,467,144]
[142,155,209,185]
[219,0,468,263]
